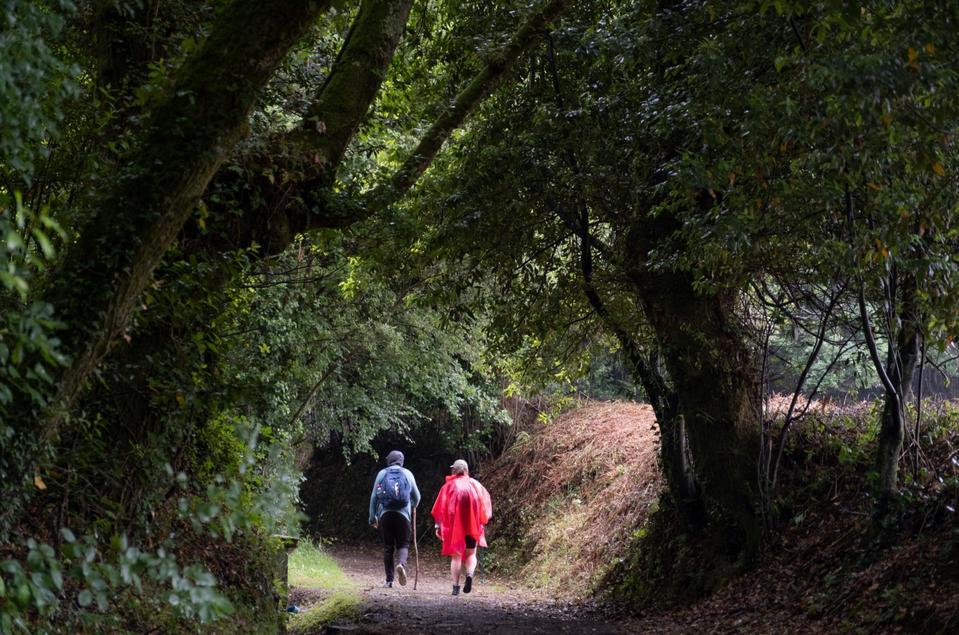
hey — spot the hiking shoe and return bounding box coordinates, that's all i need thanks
[463,575,472,594]
[383,580,393,588]
[452,585,460,596]
[395,563,407,586]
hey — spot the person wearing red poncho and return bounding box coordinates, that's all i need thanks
[431,459,493,596]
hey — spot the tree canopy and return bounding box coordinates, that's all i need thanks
[2,0,959,631]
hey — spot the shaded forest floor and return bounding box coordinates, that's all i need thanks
[290,544,628,634]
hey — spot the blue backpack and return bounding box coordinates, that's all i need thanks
[376,466,411,510]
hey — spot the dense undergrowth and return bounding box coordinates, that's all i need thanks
[0,523,287,634]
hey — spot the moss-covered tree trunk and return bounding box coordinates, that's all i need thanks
[46,0,416,523]
[625,215,761,561]
[32,0,569,524]
[40,0,332,438]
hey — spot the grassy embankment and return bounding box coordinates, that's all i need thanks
[484,401,662,597]
[286,541,360,634]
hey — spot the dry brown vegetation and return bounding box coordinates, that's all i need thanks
[483,401,663,596]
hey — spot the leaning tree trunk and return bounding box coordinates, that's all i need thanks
[40,0,333,437]
[27,0,570,523]
[0,0,333,525]
[62,0,418,524]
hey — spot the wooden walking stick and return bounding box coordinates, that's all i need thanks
[413,506,420,590]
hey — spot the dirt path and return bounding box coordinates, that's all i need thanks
[290,544,632,634]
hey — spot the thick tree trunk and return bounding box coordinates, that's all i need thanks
[625,214,761,560]
[659,413,703,525]
[640,273,761,559]
[578,268,703,527]
[38,0,331,439]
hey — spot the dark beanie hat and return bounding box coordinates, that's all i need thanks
[386,450,404,466]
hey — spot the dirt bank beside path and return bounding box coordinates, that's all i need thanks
[290,544,632,634]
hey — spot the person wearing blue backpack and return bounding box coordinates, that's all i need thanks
[368,450,421,588]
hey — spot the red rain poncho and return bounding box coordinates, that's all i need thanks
[431,474,492,557]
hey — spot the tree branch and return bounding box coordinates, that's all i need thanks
[374,0,569,203]
[859,281,900,402]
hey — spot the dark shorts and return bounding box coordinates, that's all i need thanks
[465,535,477,549]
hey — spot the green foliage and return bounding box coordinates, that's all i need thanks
[0,0,79,183]
[0,195,66,411]
[0,193,67,535]
[194,412,250,484]
[216,234,508,459]
[1,530,237,633]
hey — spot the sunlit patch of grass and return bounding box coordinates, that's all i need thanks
[287,542,361,634]
[288,592,361,635]
[288,540,352,589]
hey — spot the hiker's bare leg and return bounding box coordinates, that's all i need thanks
[464,547,477,576]
[450,554,463,586]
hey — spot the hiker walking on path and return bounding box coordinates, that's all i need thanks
[369,450,421,588]
[431,459,492,596]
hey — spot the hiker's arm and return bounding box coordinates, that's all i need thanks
[431,485,444,538]
[409,471,421,508]
[368,471,382,526]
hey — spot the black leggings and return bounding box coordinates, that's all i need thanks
[380,511,411,581]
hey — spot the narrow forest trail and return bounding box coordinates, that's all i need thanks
[289,544,632,634]
[288,543,839,634]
